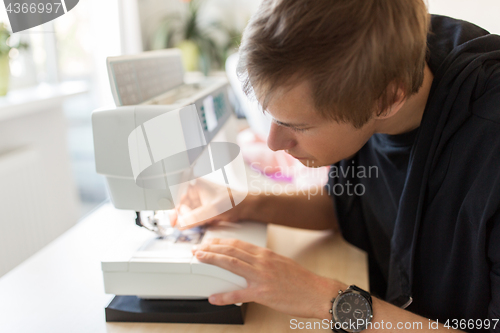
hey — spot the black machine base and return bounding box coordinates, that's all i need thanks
[105,296,247,324]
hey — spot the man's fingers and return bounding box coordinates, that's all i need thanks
[193,244,255,265]
[204,238,264,256]
[176,211,219,230]
[176,197,233,229]
[208,289,253,306]
[168,210,178,227]
[194,251,257,279]
[186,185,202,206]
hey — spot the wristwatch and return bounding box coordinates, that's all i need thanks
[329,285,373,332]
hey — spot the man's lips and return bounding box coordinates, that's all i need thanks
[285,150,309,160]
[289,154,308,160]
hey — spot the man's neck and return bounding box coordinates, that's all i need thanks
[375,63,434,135]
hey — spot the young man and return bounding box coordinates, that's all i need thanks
[173,0,500,331]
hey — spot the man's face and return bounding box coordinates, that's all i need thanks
[264,81,377,167]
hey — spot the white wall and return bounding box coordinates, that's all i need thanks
[427,0,500,35]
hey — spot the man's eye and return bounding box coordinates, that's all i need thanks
[271,118,308,133]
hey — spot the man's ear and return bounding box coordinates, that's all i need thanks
[374,84,406,120]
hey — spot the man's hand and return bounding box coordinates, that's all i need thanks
[169,178,256,229]
[192,238,345,320]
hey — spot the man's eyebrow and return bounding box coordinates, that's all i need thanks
[273,119,309,128]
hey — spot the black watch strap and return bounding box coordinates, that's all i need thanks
[349,285,372,304]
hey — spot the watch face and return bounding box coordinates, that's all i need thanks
[333,292,372,332]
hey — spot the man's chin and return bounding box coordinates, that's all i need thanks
[298,159,325,168]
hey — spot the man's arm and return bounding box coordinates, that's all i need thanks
[193,239,465,333]
[171,188,339,231]
[246,191,339,231]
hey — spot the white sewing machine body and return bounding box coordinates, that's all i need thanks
[102,221,266,299]
[92,49,267,301]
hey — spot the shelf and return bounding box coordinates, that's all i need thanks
[0,81,88,122]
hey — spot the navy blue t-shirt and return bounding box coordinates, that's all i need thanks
[326,15,500,330]
[328,127,419,298]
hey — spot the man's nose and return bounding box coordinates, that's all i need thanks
[267,122,296,152]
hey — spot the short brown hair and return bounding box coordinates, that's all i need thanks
[237,0,430,128]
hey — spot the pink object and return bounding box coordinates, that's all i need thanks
[237,129,329,186]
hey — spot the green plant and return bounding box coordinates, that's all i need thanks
[0,23,28,56]
[0,23,29,95]
[212,21,242,65]
[150,0,241,75]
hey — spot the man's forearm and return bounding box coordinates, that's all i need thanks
[246,192,338,230]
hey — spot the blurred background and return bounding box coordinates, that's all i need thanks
[0,0,499,277]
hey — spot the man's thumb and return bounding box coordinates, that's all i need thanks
[168,210,178,227]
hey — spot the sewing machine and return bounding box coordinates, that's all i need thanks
[91,49,267,324]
